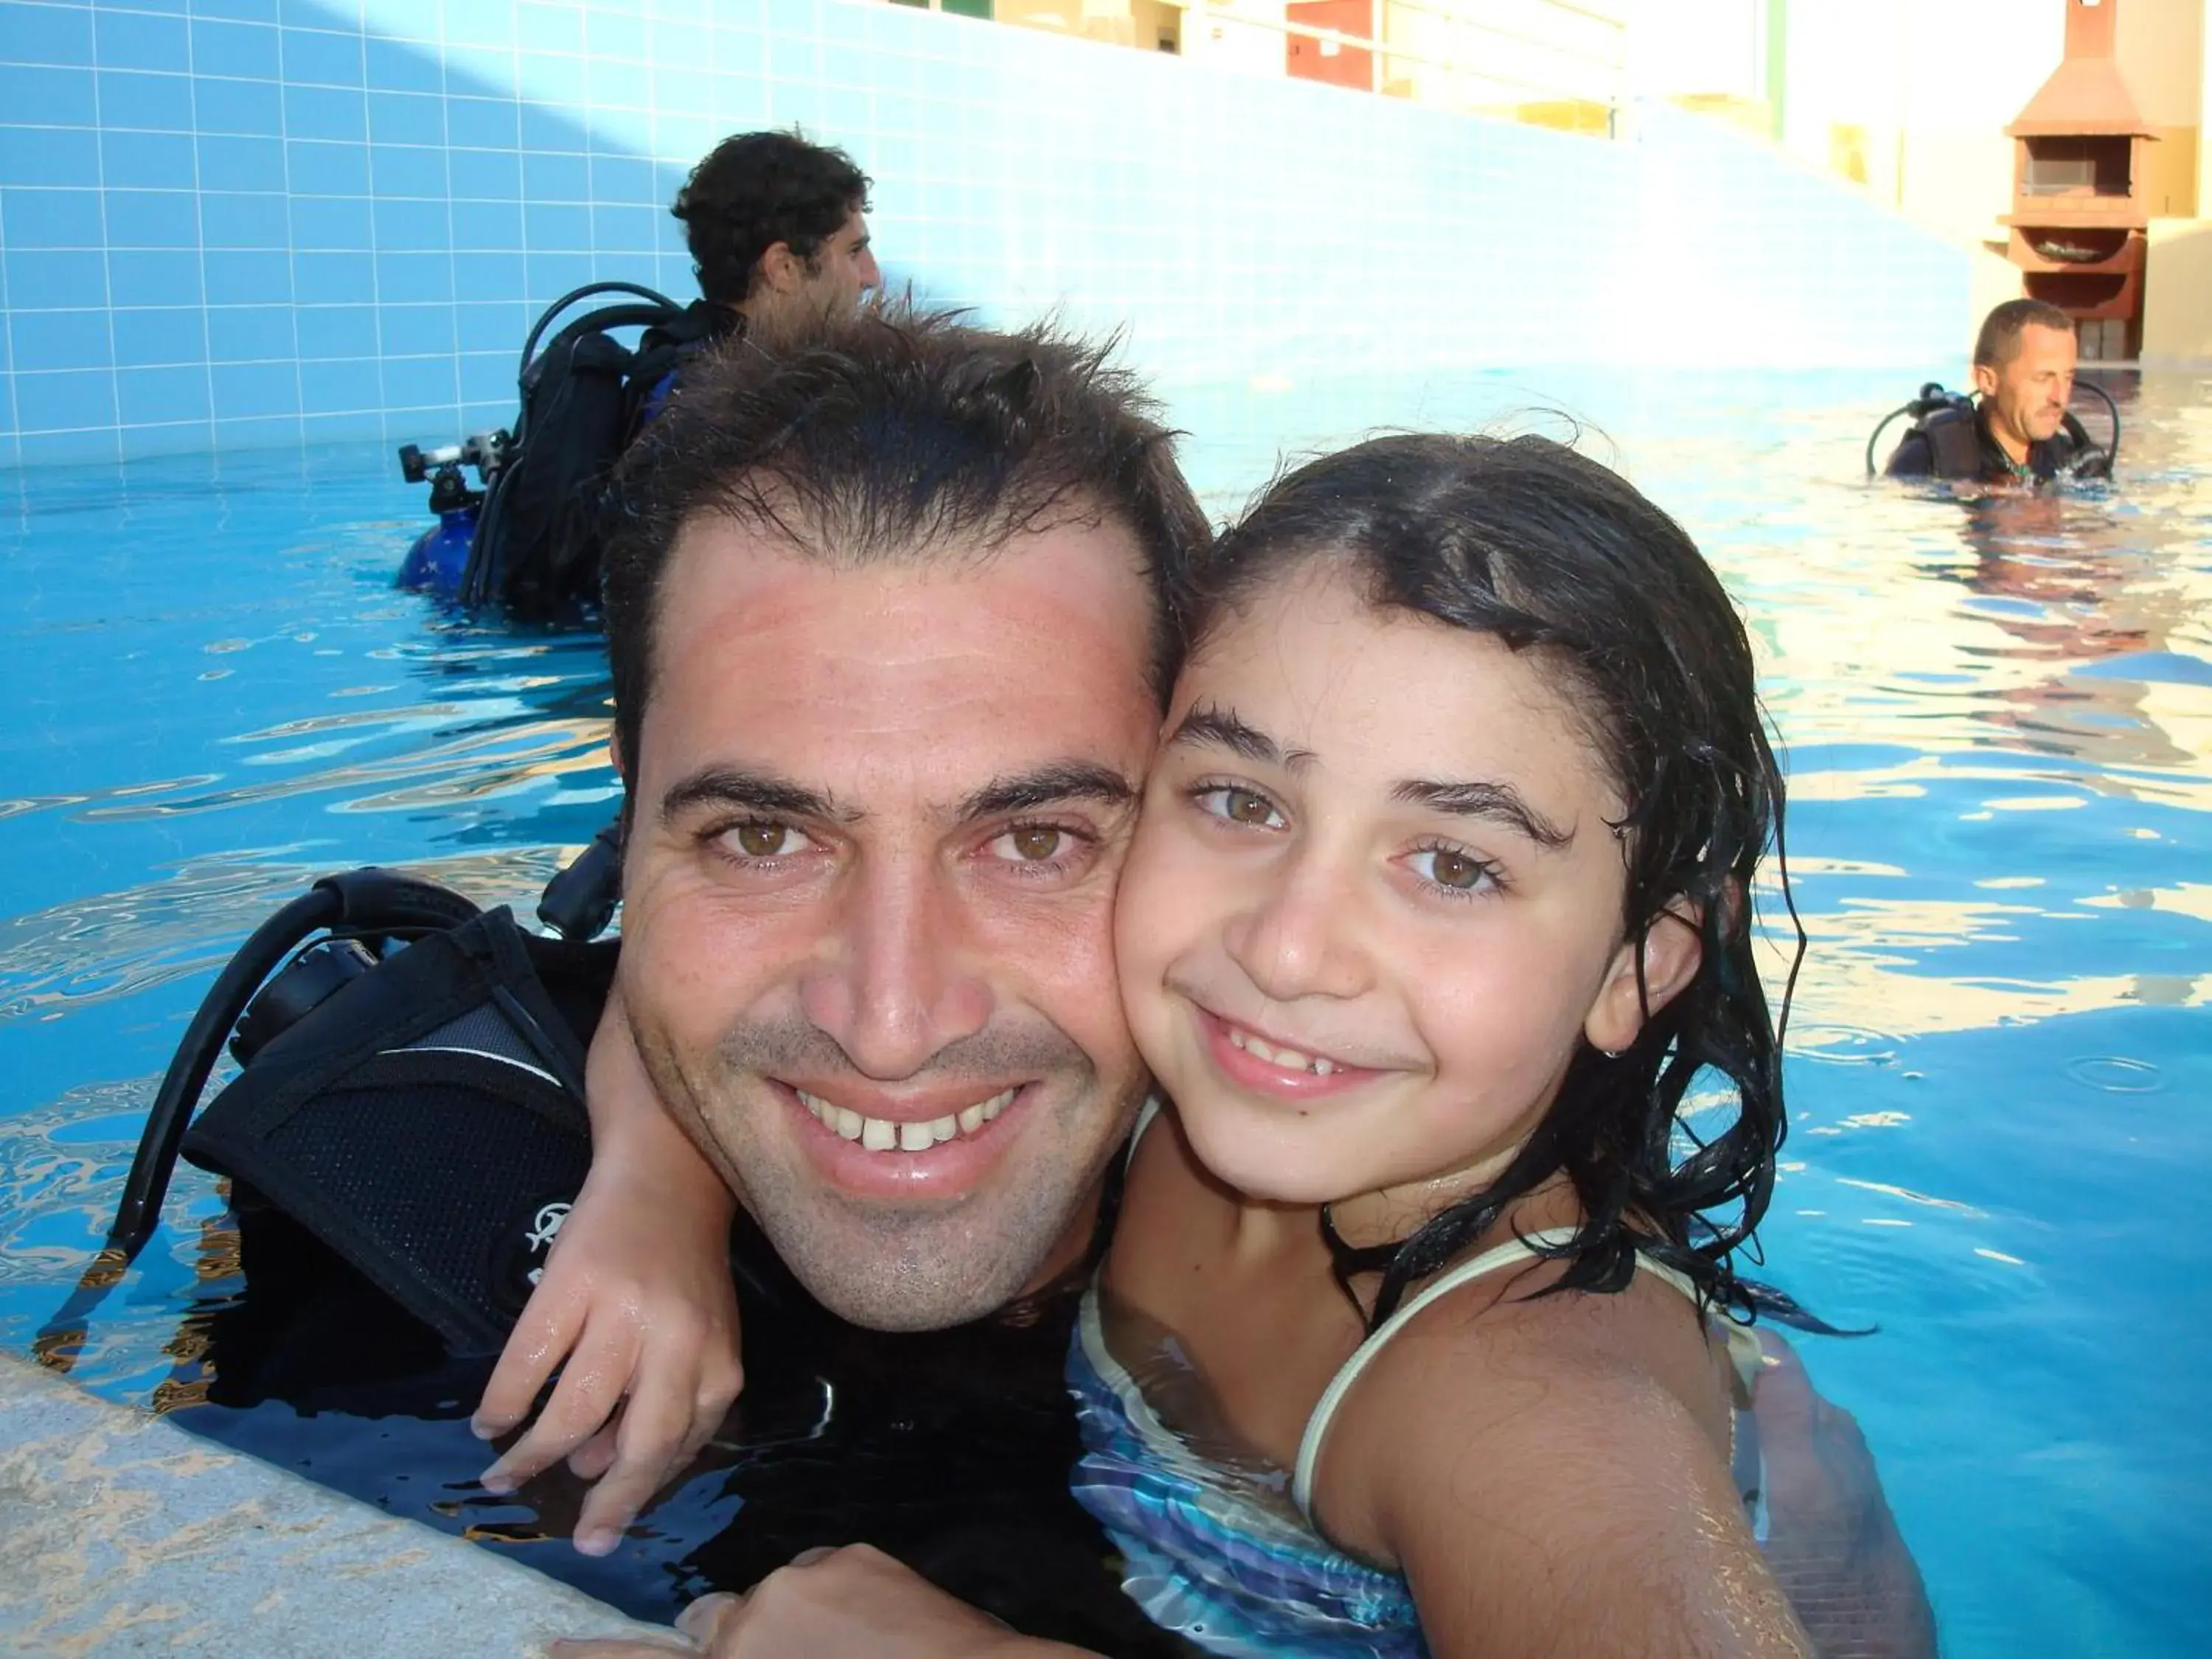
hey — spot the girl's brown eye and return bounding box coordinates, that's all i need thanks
[1227,790,1273,824]
[1009,826,1062,860]
[1429,849,1482,889]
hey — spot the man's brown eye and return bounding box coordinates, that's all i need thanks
[736,822,790,857]
[1009,826,1062,860]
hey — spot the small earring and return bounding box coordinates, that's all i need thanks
[1599,1045,1625,1060]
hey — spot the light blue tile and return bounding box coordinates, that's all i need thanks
[95,67,195,132]
[209,359,299,417]
[442,1,514,49]
[452,248,525,299]
[297,353,382,414]
[375,248,452,301]
[513,46,584,108]
[279,23,364,86]
[371,193,450,249]
[105,188,197,247]
[282,82,367,142]
[380,351,456,409]
[108,251,204,308]
[442,42,518,97]
[288,193,372,248]
[358,0,436,36]
[515,1,581,54]
[0,128,97,189]
[1,185,103,248]
[192,74,284,135]
[524,248,592,299]
[0,63,96,125]
[445,97,518,151]
[516,100,587,155]
[0,1,95,67]
[275,0,346,26]
[457,346,512,406]
[590,203,657,254]
[189,17,281,79]
[366,88,442,145]
[524,201,588,250]
[99,128,196,189]
[93,10,190,73]
[455,296,528,348]
[117,363,211,425]
[4,247,105,307]
[448,149,521,204]
[10,307,110,372]
[520,149,588,201]
[197,133,288,193]
[285,137,370,195]
[209,411,302,447]
[203,247,293,304]
[13,367,116,431]
[369,141,446,198]
[364,33,442,92]
[200,190,291,248]
[291,248,375,301]
[19,427,119,464]
[377,299,453,355]
[588,153,654,203]
[206,302,296,361]
[294,302,378,357]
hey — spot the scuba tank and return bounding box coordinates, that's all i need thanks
[394,434,507,600]
[40,826,627,1364]
[1865,380,2121,480]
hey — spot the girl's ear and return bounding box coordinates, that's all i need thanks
[1585,901,1704,1056]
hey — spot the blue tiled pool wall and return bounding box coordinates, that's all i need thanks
[0,0,1970,467]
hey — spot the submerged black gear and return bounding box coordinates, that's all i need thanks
[1869,382,2117,484]
[461,287,738,616]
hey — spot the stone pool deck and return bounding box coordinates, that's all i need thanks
[0,1355,665,1656]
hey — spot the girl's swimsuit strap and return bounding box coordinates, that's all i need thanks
[1290,1228,1761,1523]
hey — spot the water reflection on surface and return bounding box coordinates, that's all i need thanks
[0,369,2206,1656]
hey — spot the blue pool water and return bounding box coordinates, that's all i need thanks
[2,368,2208,1655]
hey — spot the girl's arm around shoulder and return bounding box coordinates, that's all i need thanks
[1316,1281,1816,1659]
[472,983,743,1553]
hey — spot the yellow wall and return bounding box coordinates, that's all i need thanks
[2144,216,2212,360]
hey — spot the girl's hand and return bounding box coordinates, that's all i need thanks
[548,1545,1096,1659]
[472,991,741,1556]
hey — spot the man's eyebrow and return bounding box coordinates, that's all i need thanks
[958,761,1138,821]
[1165,705,1315,770]
[661,765,855,827]
[1393,779,1574,849]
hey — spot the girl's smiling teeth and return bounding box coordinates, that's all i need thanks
[1221,1020,1342,1077]
[795,1087,1015,1152]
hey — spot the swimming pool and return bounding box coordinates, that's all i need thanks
[2,366,2206,1655]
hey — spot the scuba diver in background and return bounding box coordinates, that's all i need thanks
[397,129,880,613]
[1876,298,2115,486]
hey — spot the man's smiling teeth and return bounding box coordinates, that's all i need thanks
[1226,1025,1338,1077]
[796,1088,1015,1152]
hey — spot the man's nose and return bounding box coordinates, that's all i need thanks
[800,857,992,1079]
[1222,844,1372,1007]
[859,251,883,292]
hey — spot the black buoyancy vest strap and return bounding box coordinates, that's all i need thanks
[1923,406,1983,480]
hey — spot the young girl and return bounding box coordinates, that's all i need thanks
[549,434,1815,1658]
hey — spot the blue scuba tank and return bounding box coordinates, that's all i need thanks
[396,459,481,598]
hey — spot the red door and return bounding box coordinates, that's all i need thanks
[1287,0,1373,91]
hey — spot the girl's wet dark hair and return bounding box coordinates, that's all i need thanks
[1189,432,1800,1327]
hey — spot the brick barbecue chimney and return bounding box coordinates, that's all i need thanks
[2004,0,2157,359]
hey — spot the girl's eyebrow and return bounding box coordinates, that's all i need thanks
[1393,779,1573,849]
[1166,703,1316,770]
